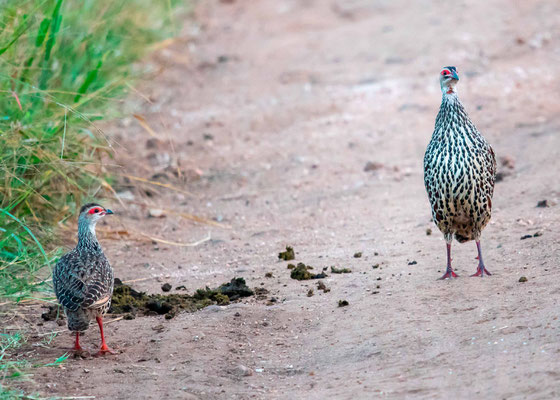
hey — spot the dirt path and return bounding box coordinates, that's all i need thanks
[12,0,560,398]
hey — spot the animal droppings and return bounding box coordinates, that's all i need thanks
[109,277,254,319]
[278,246,295,261]
[290,263,328,280]
[338,300,349,307]
[330,266,352,274]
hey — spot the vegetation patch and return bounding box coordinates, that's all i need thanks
[0,0,185,299]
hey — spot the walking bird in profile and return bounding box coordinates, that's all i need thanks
[424,67,497,279]
[53,203,116,355]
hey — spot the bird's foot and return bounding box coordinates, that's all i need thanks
[73,348,91,359]
[438,269,459,280]
[94,343,117,356]
[471,264,492,277]
[71,339,90,358]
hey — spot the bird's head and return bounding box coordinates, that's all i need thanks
[439,66,459,95]
[78,203,114,226]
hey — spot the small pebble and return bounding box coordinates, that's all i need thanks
[231,365,252,377]
[353,252,362,258]
[519,276,528,283]
[161,283,172,292]
[364,161,384,172]
[148,209,166,218]
[500,155,515,169]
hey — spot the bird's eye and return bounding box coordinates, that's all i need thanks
[89,208,100,214]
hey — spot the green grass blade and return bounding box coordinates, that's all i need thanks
[74,59,103,102]
[34,18,51,47]
[0,15,30,56]
[0,208,48,263]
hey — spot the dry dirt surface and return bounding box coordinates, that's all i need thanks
[9,0,560,399]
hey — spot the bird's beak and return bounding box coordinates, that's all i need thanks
[105,209,114,215]
[451,70,459,81]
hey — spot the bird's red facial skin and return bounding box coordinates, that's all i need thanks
[88,207,102,215]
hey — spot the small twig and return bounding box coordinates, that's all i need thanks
[133,114,160,138]
[107,198,230,229]
[36,317,123,337]
[121,277,154,284]
[105,316,123,325]
[123,174,196,197]
[125,83,153,104]
[136,231,211,247]
[100,179,126,208]
[12,91,22,110]
[37,329,67,337]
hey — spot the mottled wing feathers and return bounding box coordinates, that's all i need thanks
[53,252,86,311]
[81,261,113,310]
[53,250,113,312]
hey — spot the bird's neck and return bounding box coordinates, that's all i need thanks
[440,92,460,111]
[77,218,102,253]
[442,82,458,96]
[435,93,479,141]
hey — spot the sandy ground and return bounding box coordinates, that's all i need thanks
[7,0,560,398]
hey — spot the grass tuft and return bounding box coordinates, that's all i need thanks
[0,0,184,299]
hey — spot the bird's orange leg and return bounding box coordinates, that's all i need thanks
[95,316,116,355]
[471,241,492,277]
[439,243,458,279]
[74,332,82,351]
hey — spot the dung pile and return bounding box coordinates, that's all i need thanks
[109,277,254,320]
[330,266,352,274]
[278,246,295,261]
[289,263,328,280]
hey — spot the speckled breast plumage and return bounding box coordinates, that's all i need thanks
[423,96,496,243]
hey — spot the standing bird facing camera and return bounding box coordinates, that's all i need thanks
[424,67,497,279]
[53,203,116,355]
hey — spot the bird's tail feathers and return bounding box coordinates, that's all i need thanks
[65,308,90,332]
[454,232,473,243]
